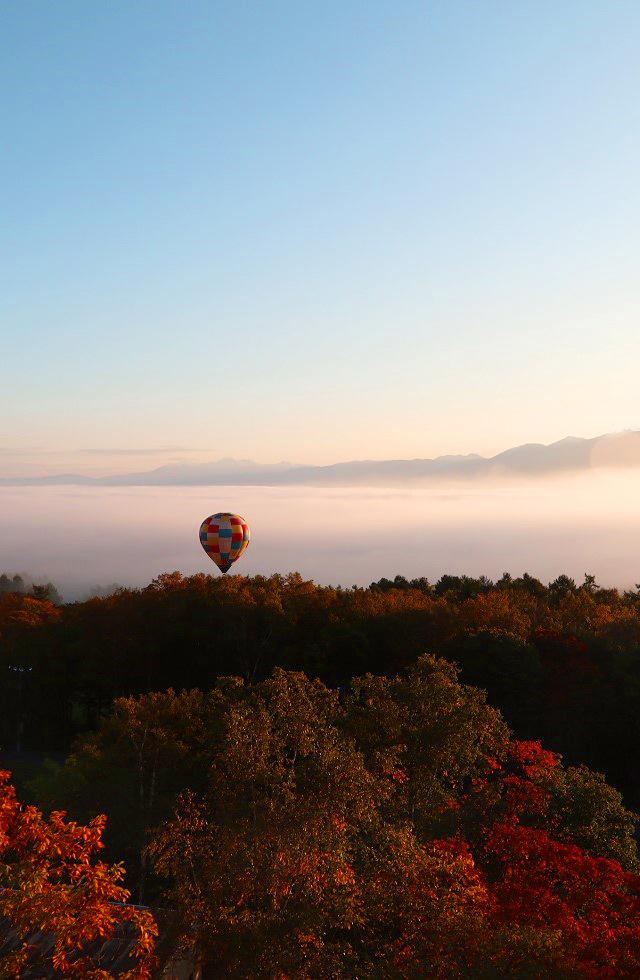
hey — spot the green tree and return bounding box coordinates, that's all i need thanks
[31,688,215,902]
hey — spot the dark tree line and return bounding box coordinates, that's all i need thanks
[2,569,640,810]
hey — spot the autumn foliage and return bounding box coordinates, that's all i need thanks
[0,770,156,977]
[6,569,640,818]
[6,572,640,975]
[142,660,640,977]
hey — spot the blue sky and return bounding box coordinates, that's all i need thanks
[3,0,640,474]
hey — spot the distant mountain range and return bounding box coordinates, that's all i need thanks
[3,431,640,488]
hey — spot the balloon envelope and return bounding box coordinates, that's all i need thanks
[199,513,250,573]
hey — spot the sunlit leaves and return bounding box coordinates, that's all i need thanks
[0,771,156,977]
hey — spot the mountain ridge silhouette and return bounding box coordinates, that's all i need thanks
[3,431,640,487]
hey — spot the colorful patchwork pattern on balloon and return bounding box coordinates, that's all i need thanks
[199,512,250,573]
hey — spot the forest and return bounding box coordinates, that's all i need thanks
[2,570,640,976]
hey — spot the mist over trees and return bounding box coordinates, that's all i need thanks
[0,572,62,604]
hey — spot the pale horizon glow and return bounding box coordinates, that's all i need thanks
[3,426,640,481]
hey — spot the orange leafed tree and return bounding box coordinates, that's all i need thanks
[0,771,156,978]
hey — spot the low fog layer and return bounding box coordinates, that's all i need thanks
[3,472,640,600]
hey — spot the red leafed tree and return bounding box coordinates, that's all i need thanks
[485,822,640,977]
[467,740,640,976]
[0,770,156,978]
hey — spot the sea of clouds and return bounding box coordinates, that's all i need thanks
[3,473,640,600]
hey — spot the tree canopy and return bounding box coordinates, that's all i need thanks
[4,569,640,975]
[34,657,640,976]
[4,570,640,815]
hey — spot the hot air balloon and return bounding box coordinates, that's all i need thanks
[199,512,250,573]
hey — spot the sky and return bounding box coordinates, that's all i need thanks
[2,0,640,478]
